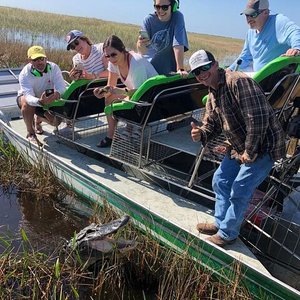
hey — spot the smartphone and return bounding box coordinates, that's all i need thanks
[45,89,54,97]
[139,30,149,40]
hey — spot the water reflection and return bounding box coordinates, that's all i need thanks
[0,186,91,253]
[1,28,66,50]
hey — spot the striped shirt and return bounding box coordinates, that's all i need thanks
[72,43,106,74]
[200,69,286,161]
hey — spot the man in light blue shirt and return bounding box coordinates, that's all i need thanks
[229,0,300,72]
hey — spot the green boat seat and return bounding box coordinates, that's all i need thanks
[202,56,300,106]
[47,78,108,119]
[105,74,206,125]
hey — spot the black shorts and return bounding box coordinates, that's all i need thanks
[16,95,46,118]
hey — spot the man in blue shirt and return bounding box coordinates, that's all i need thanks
[136,0,189,75]
[229,0,300,72]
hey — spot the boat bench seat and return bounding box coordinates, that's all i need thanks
[46,78,107,120]
[105,74,207,125]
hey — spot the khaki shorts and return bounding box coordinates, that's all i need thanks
[16,94,46,118]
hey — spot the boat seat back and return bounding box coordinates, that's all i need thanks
[105,74,206,125]
[253,56,300,95]
[48,79,107,119]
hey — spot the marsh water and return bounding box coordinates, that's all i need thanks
[0,185,91,253]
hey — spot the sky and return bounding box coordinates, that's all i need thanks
[0,0,299,39]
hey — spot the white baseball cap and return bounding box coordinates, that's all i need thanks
[189,50,215,73]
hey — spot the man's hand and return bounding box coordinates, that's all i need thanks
[230,149,257,163]
[282,48,300,57]
[191,121,202,142]
[40,91,60,105]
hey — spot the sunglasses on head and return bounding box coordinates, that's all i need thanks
[245,10,264,18]
[69,39,80,50]
[104,52,118,58]
[192,63,212,76]
[32,57,45,62]
[154,4,171,11]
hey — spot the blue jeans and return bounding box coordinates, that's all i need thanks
[212,153,274,241]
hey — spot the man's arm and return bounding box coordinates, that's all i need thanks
[229,37,253,71]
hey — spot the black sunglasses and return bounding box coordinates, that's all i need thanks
[192,63,212,76]
[154,4,171,11]
[245,10,264,18]
[32,57,46,62]
[69,39,80,50]
[104,52,118,58]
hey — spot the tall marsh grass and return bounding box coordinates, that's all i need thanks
[0,6,243,69]
[0,139,258,299]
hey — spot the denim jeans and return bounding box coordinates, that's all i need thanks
[212,153,274,241]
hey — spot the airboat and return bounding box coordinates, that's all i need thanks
[0,56,300,299]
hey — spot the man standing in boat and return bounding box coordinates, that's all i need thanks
[189,49,285,247]
[17,45,66,144]
[229,0,300,72]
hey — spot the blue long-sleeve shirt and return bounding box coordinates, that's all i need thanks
[230,14,300,72]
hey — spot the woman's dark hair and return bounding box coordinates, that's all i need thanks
[103,35,127,53]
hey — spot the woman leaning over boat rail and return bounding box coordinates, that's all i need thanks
[93,35,158,148]
[65,30,108,81]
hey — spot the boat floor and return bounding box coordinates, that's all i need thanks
[8,117,271,275]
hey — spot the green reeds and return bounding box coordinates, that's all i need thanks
[0,6,243,69]
[0,139,256,299]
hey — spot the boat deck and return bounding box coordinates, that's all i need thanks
[9,117,270,275]
[0,68,21,119]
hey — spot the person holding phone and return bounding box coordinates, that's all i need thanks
[65,30,109,80]
[136,0,189,75]
[93,35,158,147]
[17,46,66,144]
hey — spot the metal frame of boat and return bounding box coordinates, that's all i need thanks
[0,56,300,299]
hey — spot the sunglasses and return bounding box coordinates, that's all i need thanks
[69,39,80,50]
[32,57,45,62]
[192,63,212,76]
[104,52,118,58]
[245,10,264,18]
[154,4,171,11]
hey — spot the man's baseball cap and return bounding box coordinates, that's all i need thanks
[189,50,215,73]
[241,0,269,15]
[65,30,83,50]
[27,45,46,60]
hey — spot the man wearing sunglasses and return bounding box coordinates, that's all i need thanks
[229,0,300,72]
[189,49,285,247]
[17,45,66,144]
[136,0,188,75]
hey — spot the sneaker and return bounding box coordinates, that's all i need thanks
[196,223,218,235]
[206,234,236,247]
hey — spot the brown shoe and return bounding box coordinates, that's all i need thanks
[196,223,218,235]
[206,234,236,247]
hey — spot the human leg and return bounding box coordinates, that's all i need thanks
[18,95,36,136]
[217,154,274,241]
[212,155,241,229]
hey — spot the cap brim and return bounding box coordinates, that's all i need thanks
[30,53,46,59]
[190,61,212,73]
[240,8,257,15]
[66,37,80,50]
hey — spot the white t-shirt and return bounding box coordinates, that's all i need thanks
[72,43,106,74]
[108,51,158,89]
[18,61,66,106]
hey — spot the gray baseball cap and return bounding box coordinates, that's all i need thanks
[241,0,269,15]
